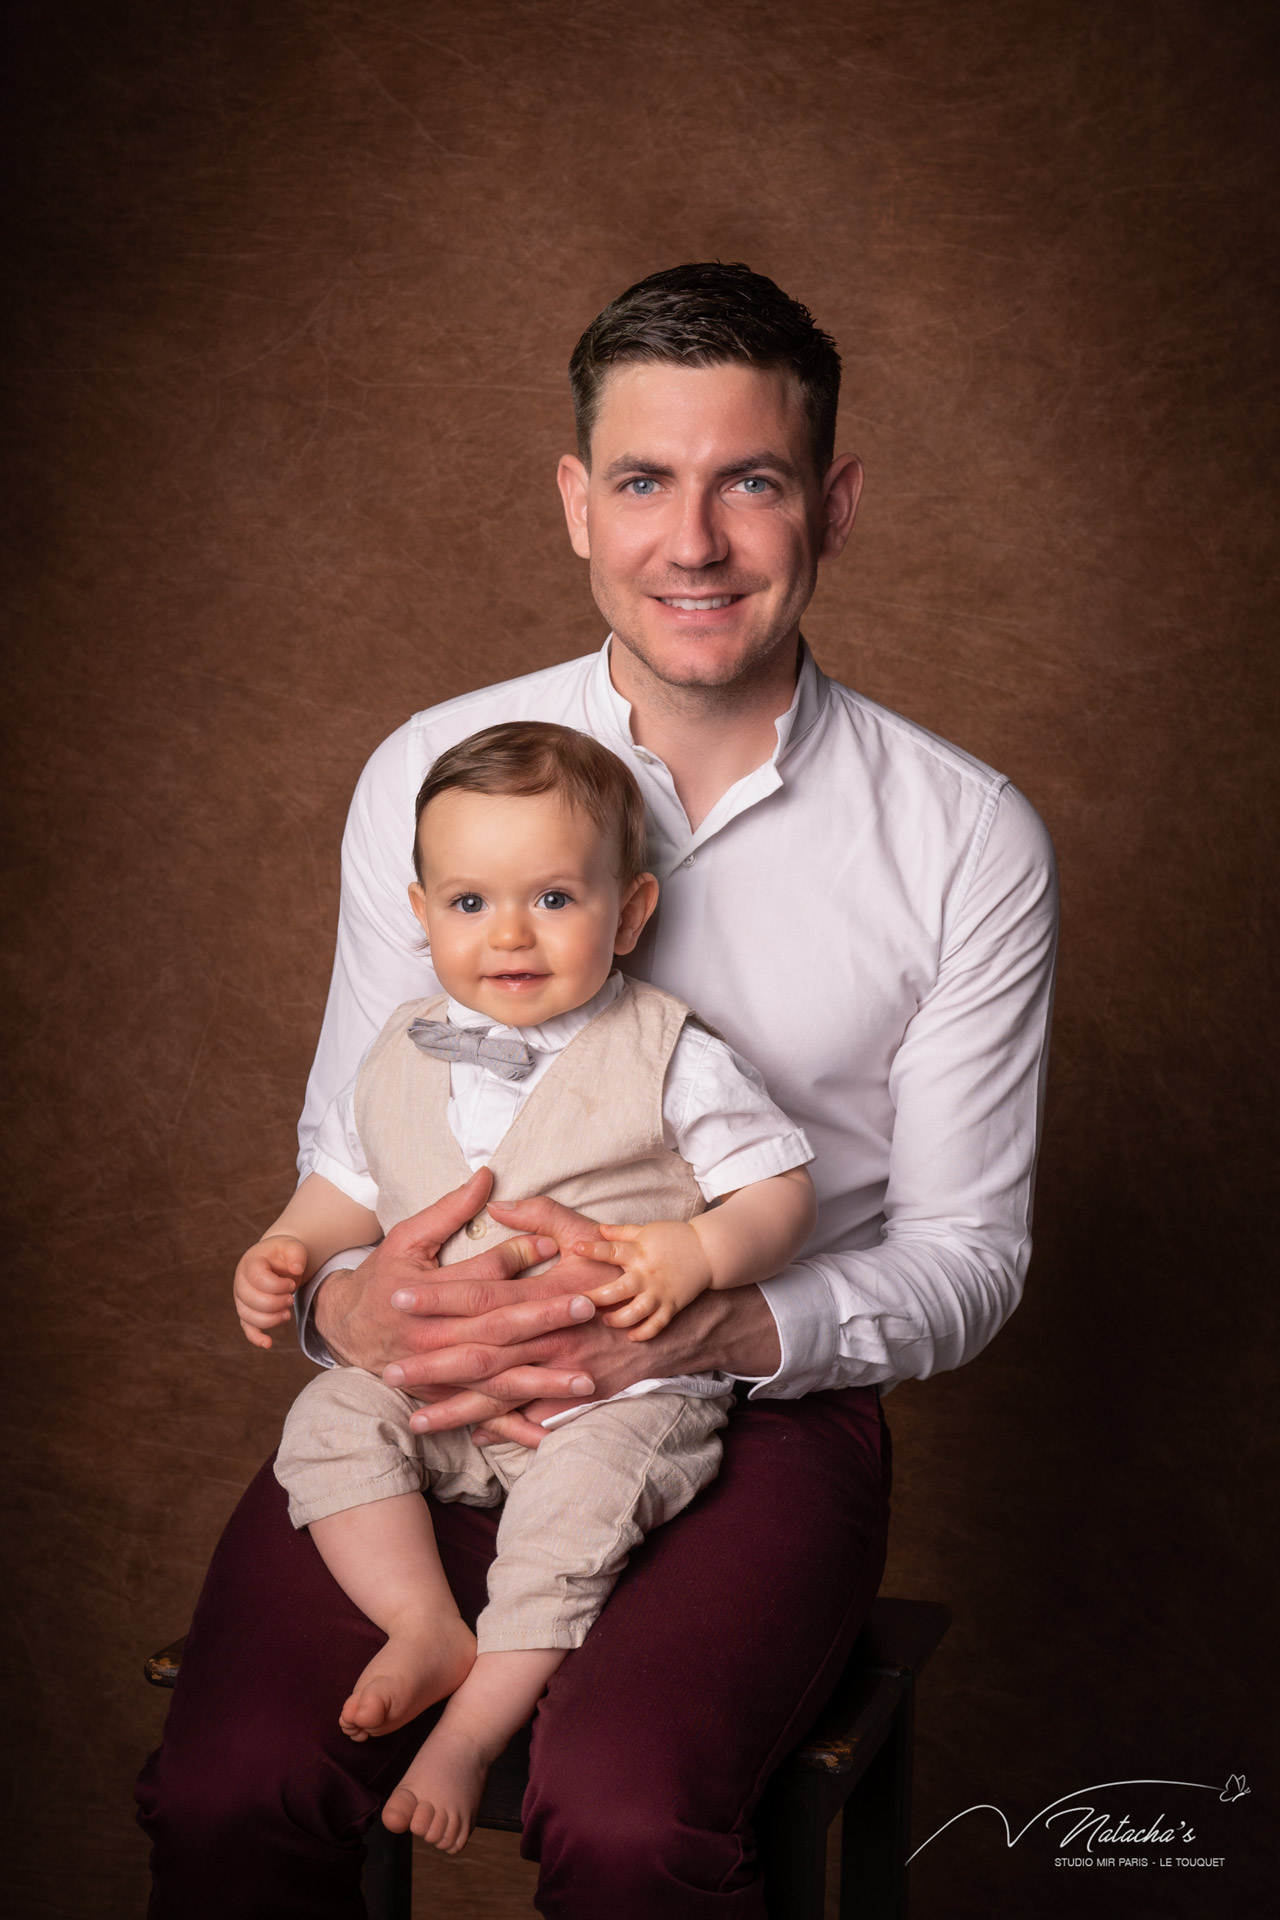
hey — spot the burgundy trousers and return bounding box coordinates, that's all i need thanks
[136,1386,890,1918]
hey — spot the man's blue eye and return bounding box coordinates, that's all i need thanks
[738,476,770,493]
[626,477,657,495]
[538,891,570,910]
[455,894,484,913]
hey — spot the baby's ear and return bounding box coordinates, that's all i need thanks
[615,872,659,953]
[407,882,432,948]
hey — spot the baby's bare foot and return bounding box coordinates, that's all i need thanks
[339,1616,476,1742]
[381,1720,490,1853]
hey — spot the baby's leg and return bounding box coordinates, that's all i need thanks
[382,1391,733,1851]
[309,1495,477,1740]
[276,1366,501,1743]
[382,1648,564,1852]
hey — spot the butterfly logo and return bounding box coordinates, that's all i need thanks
[1219,1774,1249,1803]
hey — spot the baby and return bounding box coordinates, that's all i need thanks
[232,720,816,1853]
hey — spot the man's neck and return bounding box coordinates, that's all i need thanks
[609,636,802,832]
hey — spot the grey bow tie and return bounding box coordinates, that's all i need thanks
[408,1017,535,1082]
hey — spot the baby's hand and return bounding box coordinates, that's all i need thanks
[234,1235,309,1350]
[574,1221,712,1341]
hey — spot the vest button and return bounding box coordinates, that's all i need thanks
[465,1214,489,1239]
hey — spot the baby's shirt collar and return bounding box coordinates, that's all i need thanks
[443,971,625,1056]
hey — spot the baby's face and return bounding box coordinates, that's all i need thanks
[408,787,656,1026]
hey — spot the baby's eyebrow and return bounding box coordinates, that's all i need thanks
[430,870,589,893]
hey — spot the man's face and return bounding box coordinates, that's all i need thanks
[557,361,861,693]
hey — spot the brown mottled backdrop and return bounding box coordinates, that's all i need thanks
[2,2,1274,1916]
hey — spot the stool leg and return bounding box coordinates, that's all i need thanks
[838,1682,913,1920]
[759,1770,833,1920]
[362,1821,412,1920]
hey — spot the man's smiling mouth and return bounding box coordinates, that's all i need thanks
[656,595,742,610]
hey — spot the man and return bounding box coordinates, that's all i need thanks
[137,263,1056,1917]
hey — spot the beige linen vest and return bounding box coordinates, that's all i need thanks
[353,980,706,1266]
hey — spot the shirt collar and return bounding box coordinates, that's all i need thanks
[444,971,624,1054]
[582,635,829,874]
[584,632,827,767]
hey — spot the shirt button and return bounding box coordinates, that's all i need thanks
[681,854,696,867]
[465,1214,489,1239]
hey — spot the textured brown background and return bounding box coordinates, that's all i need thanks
[2,2,1275,1916]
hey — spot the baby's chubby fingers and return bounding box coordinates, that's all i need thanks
[574,1238,640,1273]
[583,1271,640,1306]
[237,1299,294,1328]
[235,1238,306,1298]
[237,1275,297,1311]
[601,1290,666,1329]
[240,1317,280,1350]
[624,1303,675,1341]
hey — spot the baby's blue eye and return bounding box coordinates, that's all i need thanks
[455,894,485,914]
[538,890,571,910]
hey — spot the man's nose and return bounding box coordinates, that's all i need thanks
[664,486,729,571]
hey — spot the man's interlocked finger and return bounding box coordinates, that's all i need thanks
[384,1327,581,1390]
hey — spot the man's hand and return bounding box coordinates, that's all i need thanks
[312,1169,603,1399]
[394,1194,784,1446]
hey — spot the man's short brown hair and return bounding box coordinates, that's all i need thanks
[569,262,842,478]
[413,722,650,883]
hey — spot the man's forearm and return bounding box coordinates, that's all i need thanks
[310,1258,782,1387]
[643,1282,782,1382]
[310,1263,361,1367]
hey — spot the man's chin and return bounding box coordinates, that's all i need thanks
[610,619,793,693]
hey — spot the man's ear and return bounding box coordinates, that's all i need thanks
[614,872,659,955]
[557,454,592,560]
[407,882,431,944]
[818,454,863,560]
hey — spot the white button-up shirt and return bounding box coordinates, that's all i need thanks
[300,639,1057,1397]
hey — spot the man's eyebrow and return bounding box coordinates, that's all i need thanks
[716,450,803,481]
[600,450,802,483]
[600,455,675,481]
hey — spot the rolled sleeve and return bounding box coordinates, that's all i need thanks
[665,1025,813,1200]
[699,1132,814,1201]
[307,1072,381,1214]
[309,1150,380,1215]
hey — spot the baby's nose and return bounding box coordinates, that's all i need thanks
[490,910,533,948]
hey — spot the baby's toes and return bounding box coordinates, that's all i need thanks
[381,1786,417,1833]
[438,1808,467,1853]
[417,1801,448,1845]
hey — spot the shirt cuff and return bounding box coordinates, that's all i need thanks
[746,1260,842,1399]
[293,1245,378,1368]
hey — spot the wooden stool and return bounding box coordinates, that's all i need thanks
[145,1595,948,1918]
